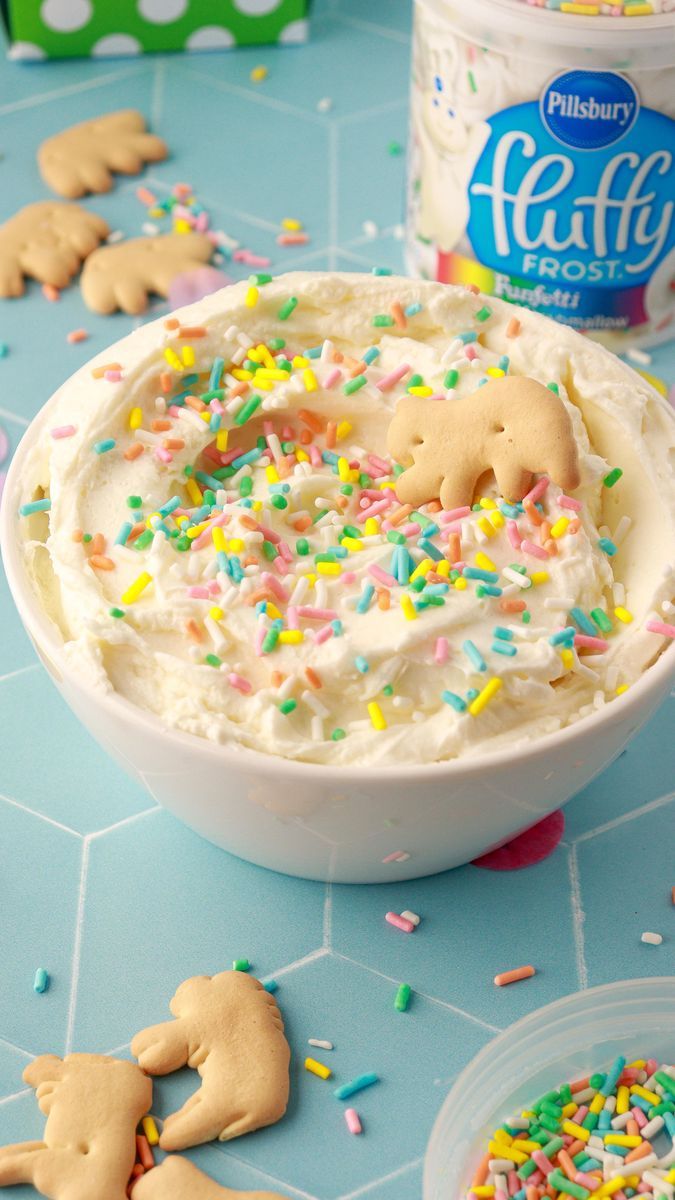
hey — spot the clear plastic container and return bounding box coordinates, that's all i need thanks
[424,977,675,1200]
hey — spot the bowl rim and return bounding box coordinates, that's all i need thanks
[2,376,675,783]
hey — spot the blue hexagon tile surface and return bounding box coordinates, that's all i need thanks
[0,2,674,1197]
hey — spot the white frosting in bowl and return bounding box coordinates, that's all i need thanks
[13,273,675,766]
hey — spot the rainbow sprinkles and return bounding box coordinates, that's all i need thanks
[17,274,675,766]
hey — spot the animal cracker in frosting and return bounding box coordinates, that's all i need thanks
[0,201,109,297]
[132,1156,290,1200]
[0,1052,151,1200]
[387,375,581,510]
[131,970,290,1151]
[38,110,167,199]
[81,232,213,315]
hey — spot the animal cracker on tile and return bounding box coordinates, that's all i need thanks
[131,970,290,1151]
[38,110,167,199]
[0,1053,152,1200]
[387,374,581,510]
[0,201,109,297]
[132,1155,290,1200]
[81,232,213,315]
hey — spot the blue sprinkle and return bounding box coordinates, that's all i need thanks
[304,344,323,358]
[19,498,51,516]
[331,619,343,636]
[493,626,514,641]
[463,639,487,672]
[217,550,230,574]
[356,583,375,614]
[600,1055,626,1096]
[464,567,499,583]
[334,1073,379,1100]
[372,266,393,276]
[478,585,503,597]
[263,979,278,993]
[442,691,467,712]
[499,502,522,518]
[115,521,133,546]
[0,342,9,358]
[209,357,224,389]
[492,641,517,657]
[457,331,478,344]
[159,495,182,517]
[422,522,440,538]
[404,302,422,317]
[231,447,263,469]
[33,968,49,994]
[255,601,267,615]
[94,438,116,454]
[498,355,510,373]
[418,538,443,562]
[195,470,222,491]
[229,556,244,583]
[467,688,480,701]
[549,628,575,646]
[423,583,449,596]
[209,413,221,432]
[363,346,380,364]
[355,656,369,674]
[570,607,596,637]
[322,450,339,466]
[598,537,617,556]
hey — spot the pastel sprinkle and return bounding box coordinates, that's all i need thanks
[306,1057,332,1080]
[19,499,51,516]
[33,968,49,994]
[334,1073,379,1100]
[345,1108,362,1134]
[395,983,412,1012]
[94,438,116,454]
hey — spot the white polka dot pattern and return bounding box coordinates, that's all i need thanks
[41,0,92,33]
[138,0,188,22]
[231,0,283,14]
[186,26,236,50]
[279,18,309,43]
[91,33,143,56]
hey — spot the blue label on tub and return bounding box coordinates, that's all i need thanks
[541,70,639,151]
[466,70,675,329]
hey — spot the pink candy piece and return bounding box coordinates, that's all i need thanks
[440,506,471,522]
[520,539,549,560]
[559,494,583,511]
[314,624,334,645]
[646,619,675,638]
[435,636,449,665]
[344,1108,362,1135]
[187,586,209,599]
[297,606,338,621]
[385,912,414,933]
[167,266,232,309]
[323,367,342,389]
[574,634,609,652]
[376,363,410,392]
[368,564,397,588]
[261,572,288,601]
[229,673,252,694]
[523,475,550,504]
[50,424,76,440]
[155,447,173,463]
[507,519,522,549]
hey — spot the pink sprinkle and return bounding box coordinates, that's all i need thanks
[435,636,449,665]
[382,850,409,863]
[521,539,549,560]
[345,1109,362,1135]
[524,475,550,504]
[104,370,122,382]
[273,558,290,577]
[440,507,471,522]
[646,619,675,638]
[155,447,173,463]
[532,1152,554,1175]
[209,398,225,415]
[255,625,266,656]
[426,392,445,401]
[261,572,289,601]
[529,1172,545,1187]
[297,606,338,621]
[323,367,342,389]
[366,462,390,480]
[559,494,582,511]
[368,564,397,588]
[386,912,414,934]
[277,232,310,246]
[195,212,209,233]
[400,522,421,537]
[358,497,393,522]
[233,249,271,268]
[50,424,77,439]
[286,606,299,630]
[575,1174,600,1190]
[631,1106,647,1129]
[508,1172,519,1196]
[575,1106,589,1123]
[308,444,322,467]
[342,571,357,585]
[278,540,293,563]
[507,520,522,549]
[220,447,243,466]
[645,1058,658,1075]
[495,1191,509,1200]
[188,586,209,599]
[574,634,609,652]
[67,328,88,344]
[136,186,157,205]
[229,673,252,694]
[207,581,220,595]
[258,524,281,545]
[376,363,410,392]
[314,624,334,645]
[465,344,478,361]
[368,454,391,474]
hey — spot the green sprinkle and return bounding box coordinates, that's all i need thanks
[518,1159,539,1180]
[343,374,367,395]
[589,1073,605,1089]
[175,534,191,551]
[372,314,395,327]
[271,494,288,510]
[296,538,310,556]
[234,394,262,426]
[522,610,531,623]
[278,297,298,321]
[203,489,217,506]
[547,381,560,395]
[109,607,125,619]
[239,476,253,497]
[407,374,423,389]
[279,699,297,715]
[591,607,612,632]
[654,1071,675,1098]
[394,983,412,1012]
[444,369,459,389]
[244,359,259,373]
[342,525,360,540]
[94,438,116,454]
[127,495,143,509]
[382,684,394,696]
[249,273,272,285]
[340,484,353,496]
[184,464,194,476]
[281,441,295,454]
[331,727,346,741]
[269,337,285,351]
[262,628,280,653]
[312,508,329,525]
[475,305,492,322]
[262,540,278,561]
[205,654,221,668]
[135,529,153,550]
[603,467,623,488]
[388,140,403,156]
[372,266,393,275]
[387,530,406,545]
[468,69,477,93]
[233,958,251,971]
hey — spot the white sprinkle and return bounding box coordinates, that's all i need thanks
[308,1038,333,1050]
[400,910,420,926]
[142,222,159,236]
[627,345,652,365]
[502,567,532,589]
[544,597,575,611]
[106,229,125,243]
[317,96,333,112]
[613,515,632,545]
[362,219,379,239]
[393,223,405,241]
[641,931,663,945]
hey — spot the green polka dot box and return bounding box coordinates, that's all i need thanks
[2,0,310,61]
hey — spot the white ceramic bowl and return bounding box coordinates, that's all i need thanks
[424,977,675,1200]
[2,392,674,883]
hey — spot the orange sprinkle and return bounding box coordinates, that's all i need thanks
[626,1119,640,1138]
[500,598,526,613]
[494,965,536,987]
[151,419,172,432]
[331,348,344,363]
[277,232,310,246]
[426,499,442,513]
[229,380,249,400]
[390,301,407,330]
[185,618,204,643]
[124,443,144,461]
[524,498,543,526]
[377,589,390,611]
[185,395,206,412]
[349,361,368,378]
[42,283,60,302]
[67,328,88,344]
[90,533,105,556]
[337,495,349,509]
[557,1150,576,1178]
[136,1134,154,1172]
[325,421,337,449]
[388,504,413,527]
[240,515,259,531]
[177,326,207,338]
[672,885,675,905]
[271,671,285,688]
[89,554,114,570]
[447,531,461,562]
[92,362,122,379]
[126,521,146,542]
[568,519,581,535]
[163,438,184,450]
[526,1187,539,1200]
[293,515,312,532]
[544,539,558,557]
[277,458,291,480]
[164,317,180,330]
[160,371,173,393]
[540,520,552,544]
[566,1140,586,1158]
[342,355,361,370]
[466,283,480,295]
[243,555,258,567]
[472,1153,490,1189]
[625,1141,652,1163]
[138,186,158,206]
[299,429,313,445]
[506,317,521,337]
[305,667,322,689]
[298,408,324,434]
[247,588,277,606]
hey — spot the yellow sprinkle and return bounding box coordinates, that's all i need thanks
[303,368,318,392]
[560,3,599,11]
[145,512,161,529]
[279,630,304,644]
[296,448,310,463]
[364,518,380,536]
[186,523,207,540]
[121,571,152,605]
[186,478,203,506]
[636,368,667,396]
[342,537,363,551]
[561,1103,578,1118]
[304,572,317,587]
[282,217,302,231]
[228,538,245,553]
[616,684,629,695]
[266,465,280,483]
[251,500,263,512]
[486,367,505,378]
[514,1142,541,1154]
[245,286,259,308]
[338,456,351,482]
[551,517,570,538]
[256,344,276,369]
[209,606,224,621]
[266,602,282,621]
[232,368,254,381]
[436,560,450,577]
[472,1190,495,1197]
[199,410,211,423]
[477,516,496,538]
[368,701,387,731]
[469,677,502,717]
[590,1092,606,1114]
[521,1112,536,1121]
[627,1060,646,1068]
[250,64,268,82]
[594,1179,627,1198]
[407,385,434,397]
[667,1171,675,1186]
[317,562,341,576]
[454,577,468,590]
[562,1121,590,1143]
[493,1130,513,1146]
[128,406,143,430]
[216,429,229,452]
[305,1056,331,1080]
[175,515,188,527]
[475,552,496,572]
[163,347,183,372]
[336,421,352,440]
[410,558,433,582]
[173,217,192,234]
[379,480,396,490]
[148,208,164,219]
[479,497,497,510]
[488,1143,527,1165]
[142,1117,160,1146]
[614,606,633,623]
[292,355,309,369]
[247,348,262,363]
[605,1135,641,1148]
[561,648,575,670]
[488,510,505,529]
[630,1084,660,1105]
[182,345,195,368]
[530,571,550,586]
[212,527,227,553]
[625,4,653,12]
[256,368,289,381]
[401,594,417,621]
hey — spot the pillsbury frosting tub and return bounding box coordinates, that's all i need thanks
[407,0,675,347]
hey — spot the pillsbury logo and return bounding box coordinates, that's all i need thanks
[541,71,640,151]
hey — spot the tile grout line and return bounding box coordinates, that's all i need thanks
[567,844,588,990]
[0,1088,31,1109]
[263,946,330,984]
[0,663,39,686]
[0,406,30,428]
[573,789,675,845]
[177,65,325,127]
[87,805,160,842]
[337,1156,424,1200]
[0,1033,35,1059]
[332,12,412,46]
[0,65,146,117]
[0,789,83,840]
[211,1142,320,1200]
[323,882,333,950]
[64,839,91,1055]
